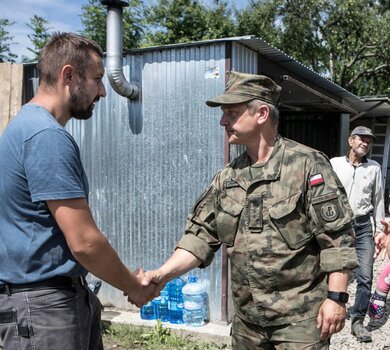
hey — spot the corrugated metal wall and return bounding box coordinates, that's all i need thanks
[231,42,257,74]
[67,43,228,320]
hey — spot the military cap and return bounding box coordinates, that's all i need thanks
[350,126,376,140]
[206,71,281,107]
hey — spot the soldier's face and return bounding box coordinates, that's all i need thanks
[220,103,260,145]
[348,135,373,158]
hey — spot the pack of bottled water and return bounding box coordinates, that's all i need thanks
[154,285,169,322]
[140,275,209,327]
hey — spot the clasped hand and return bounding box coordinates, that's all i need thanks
[124,268,165,308]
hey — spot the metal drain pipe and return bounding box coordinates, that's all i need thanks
[101,0,139,99]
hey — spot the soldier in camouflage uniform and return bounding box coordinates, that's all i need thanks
[146,71,358,349]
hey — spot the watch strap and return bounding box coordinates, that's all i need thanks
[327,291,349,303]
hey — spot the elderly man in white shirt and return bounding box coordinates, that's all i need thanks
[331,126,385,343]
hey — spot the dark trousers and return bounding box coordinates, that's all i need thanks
[0,283,103,350]
[351,219,375,321]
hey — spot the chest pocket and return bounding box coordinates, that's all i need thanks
[216,183,245,246]
[269,192,312,249]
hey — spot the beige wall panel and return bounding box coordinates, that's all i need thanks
[0,63,23,134]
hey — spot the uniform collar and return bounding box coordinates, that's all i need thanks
[230,135,284,187]
[250,135,283,182]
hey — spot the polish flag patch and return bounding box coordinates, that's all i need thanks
[309,173,325,187]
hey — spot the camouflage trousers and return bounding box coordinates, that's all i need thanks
[231,314,329,350]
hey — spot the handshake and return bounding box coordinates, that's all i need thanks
[124,268,166,308]
[121,248,202,308]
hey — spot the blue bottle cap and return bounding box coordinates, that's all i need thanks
[188,276,198,283]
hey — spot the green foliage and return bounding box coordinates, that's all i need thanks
[202,1,236,40]
[102,321,230,349]
[142,0,235,46]
[2,0,386,95]
[23,15,51,63]
[80,0,107,50]
[77,0,388,95]
[122,0,146,49]
[80,0,145,51]
[103,322,145,348]
[235,0,282,46]
[140,320,179,345]
[277,0,329,73]
[319,0,390,96]
[0,18,17,63]
[236,0,389,96]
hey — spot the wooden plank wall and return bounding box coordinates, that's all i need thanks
[0,63,23,134]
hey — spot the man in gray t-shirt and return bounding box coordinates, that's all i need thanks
[0,33,157,350]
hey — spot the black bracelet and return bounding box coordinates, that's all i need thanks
[327,291,349,303]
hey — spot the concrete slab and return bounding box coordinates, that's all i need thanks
[101,307,231,347]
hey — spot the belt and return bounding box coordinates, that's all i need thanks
[0,275,86,295]
[352,213,371,224]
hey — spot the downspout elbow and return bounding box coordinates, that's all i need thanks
[106,53,139,98]
[102,0,139,99]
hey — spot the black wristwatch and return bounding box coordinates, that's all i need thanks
[327,291,349,303]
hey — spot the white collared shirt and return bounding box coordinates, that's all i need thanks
[330,155,385,232]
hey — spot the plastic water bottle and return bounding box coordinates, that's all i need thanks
[182,276,205,326]
[154,286,169,322]
[168,278,185,324]
[140,300,156,320]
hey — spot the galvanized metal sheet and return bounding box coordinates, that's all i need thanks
[67,43,227,320]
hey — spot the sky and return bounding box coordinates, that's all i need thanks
[2,0,89,62]
[2,0,249,63]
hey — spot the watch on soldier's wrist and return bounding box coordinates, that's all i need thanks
[327,291,349,303]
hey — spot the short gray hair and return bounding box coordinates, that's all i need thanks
[246,99,280,125]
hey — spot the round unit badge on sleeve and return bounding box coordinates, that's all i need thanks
[320,203,339,222]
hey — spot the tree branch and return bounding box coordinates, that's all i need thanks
[346,64,390,87]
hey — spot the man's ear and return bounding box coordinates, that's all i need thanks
[256,104,270,125]
[62,65,73,85]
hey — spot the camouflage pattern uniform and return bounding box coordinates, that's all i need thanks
[177,135,358,346]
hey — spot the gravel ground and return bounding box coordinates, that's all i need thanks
[330,257,390,350]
